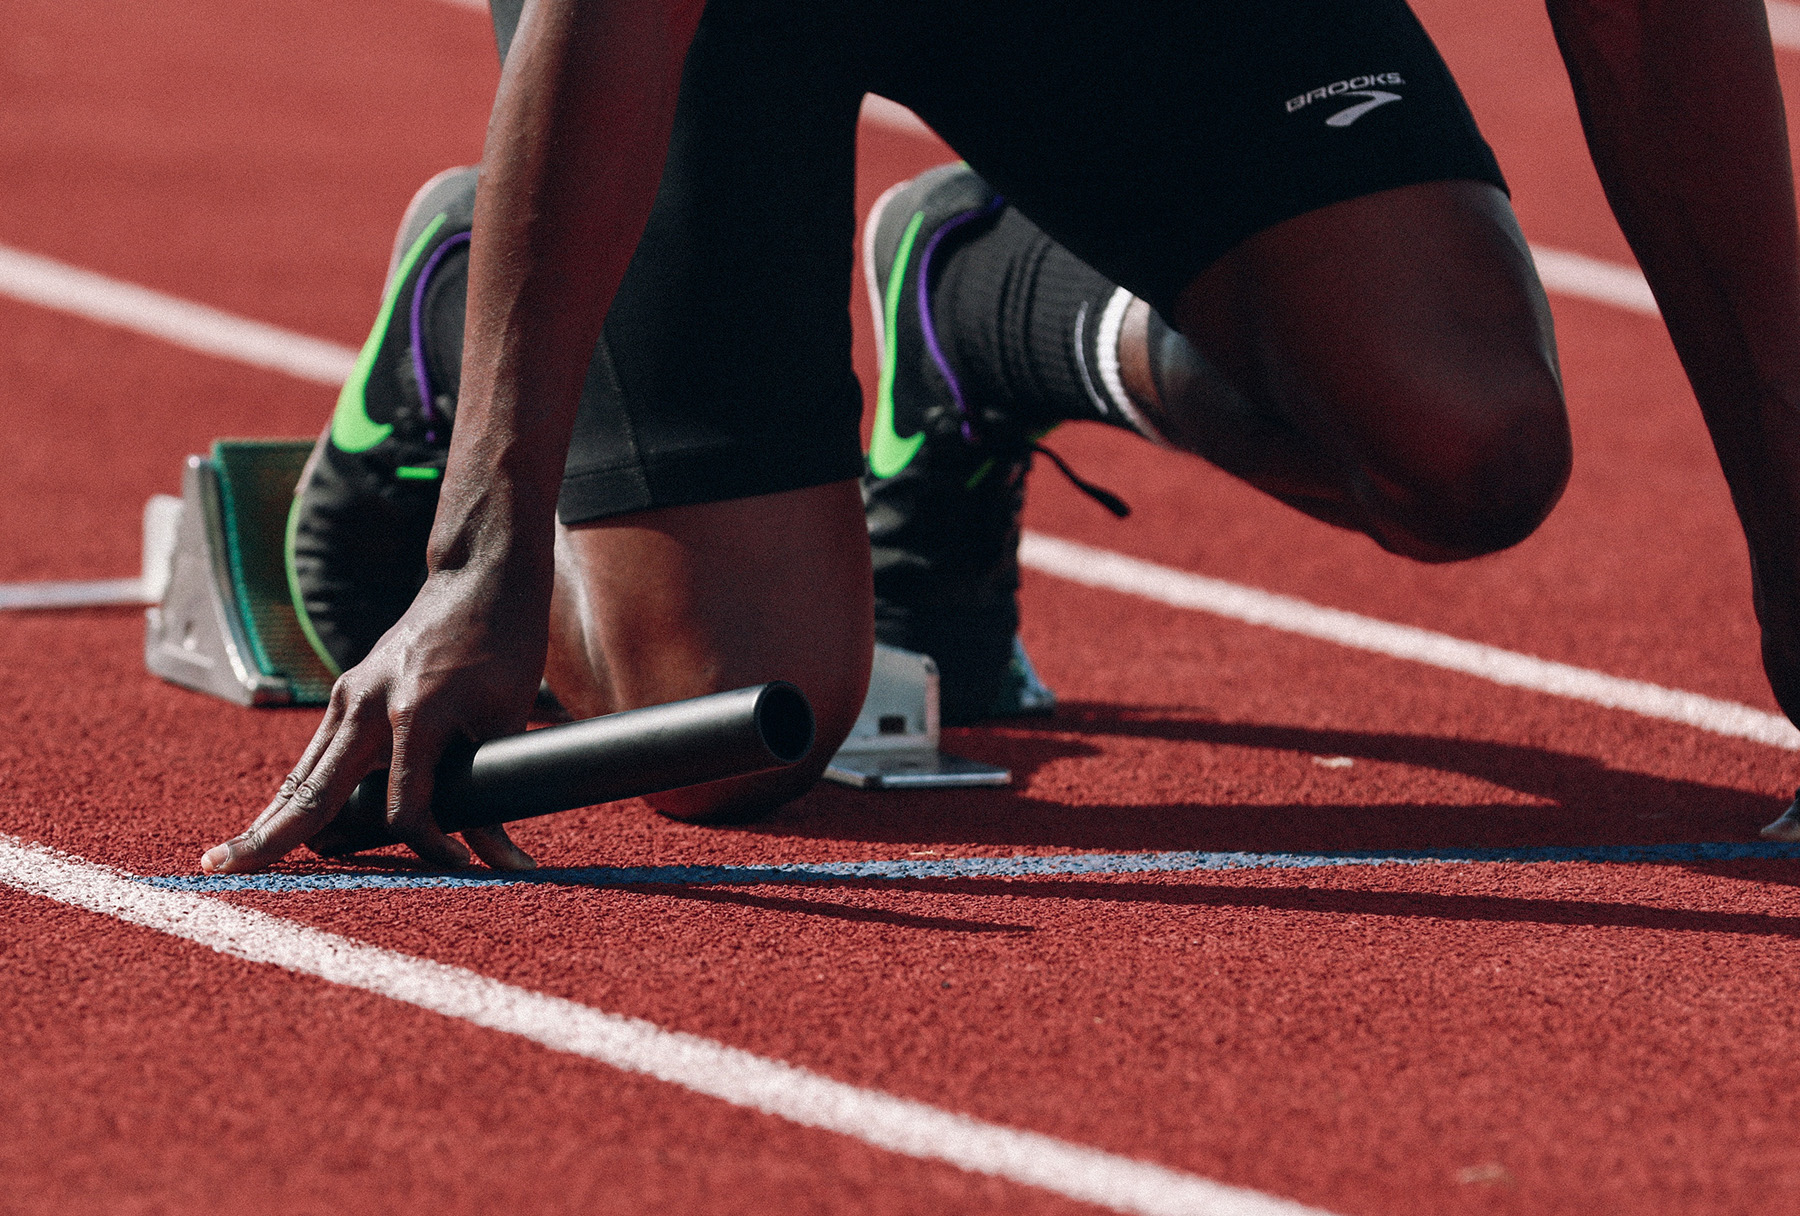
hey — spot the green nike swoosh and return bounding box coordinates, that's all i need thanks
[868,210,927,479]
[330,213,449,454]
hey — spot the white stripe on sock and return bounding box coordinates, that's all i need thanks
[1094,287,1169,445]
[1071,300,1117,421]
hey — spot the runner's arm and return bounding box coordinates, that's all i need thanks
[443,0,701,586]
[200,0,702,873]
[1547,0,1800,719]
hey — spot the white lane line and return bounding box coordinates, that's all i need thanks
[0,244,355,386]
[0,835,1330,1216]
[1020,532,1800,752]
[861,93,936,139]
[0,578,149,610]
[1527,245,1657,316]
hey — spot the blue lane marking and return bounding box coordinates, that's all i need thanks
[141,841,1800,893]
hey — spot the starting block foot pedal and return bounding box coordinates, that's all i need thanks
[145,440,337,707]
[824,644,1010,789]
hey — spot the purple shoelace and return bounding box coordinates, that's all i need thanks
[915,194,1005,444]
[409,229,471,445]
[909,192,1130,519]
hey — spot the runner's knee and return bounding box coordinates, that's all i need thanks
[1356,365,1570,562]
[546,619,870,824]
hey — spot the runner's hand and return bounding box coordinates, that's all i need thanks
[199,565,545,874]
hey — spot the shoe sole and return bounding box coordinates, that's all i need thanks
[861,178,909,372]
[285,424,342,676]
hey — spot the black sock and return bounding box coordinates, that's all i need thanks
[935,207,1165,444]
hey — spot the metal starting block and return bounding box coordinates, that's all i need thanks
[142,440,1011,786]
[821,644,1011,789]
[145,439,335,707]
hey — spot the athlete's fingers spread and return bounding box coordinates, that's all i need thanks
[202,778,332,874]
[384,715,472,869]
[234,691,352,839]
[463,824,536,871]
[200,760,360,874]
[287,687,351,791]
[200,691,388,874]
[387,803,472,869]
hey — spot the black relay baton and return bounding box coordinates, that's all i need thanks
[320,682,814,854]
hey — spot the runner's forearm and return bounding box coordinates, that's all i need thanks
[1548,0,1800,567]
[430,0,702,580]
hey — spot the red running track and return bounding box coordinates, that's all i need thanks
[5,0,1800,1212]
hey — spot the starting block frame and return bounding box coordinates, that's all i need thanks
[821,644,1010,788]
[145,441,335,707]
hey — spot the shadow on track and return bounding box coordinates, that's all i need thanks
[759,700,1783,855]
[768,875,1800,939]
[748,874,1800,937]
[645,886,1033,933]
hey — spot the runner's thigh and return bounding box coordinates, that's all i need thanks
[866,0,1509,319]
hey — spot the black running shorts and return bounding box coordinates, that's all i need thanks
[555,0,1507,524]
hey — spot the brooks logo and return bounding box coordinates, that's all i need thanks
[1287,73,1405,126]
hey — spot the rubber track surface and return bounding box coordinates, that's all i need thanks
[5,0,1800,1213]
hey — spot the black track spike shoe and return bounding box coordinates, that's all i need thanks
[286,166,475,675]
[861,164,1056,725]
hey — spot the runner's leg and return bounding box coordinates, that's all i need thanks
[545,483,873,822]
[1130,179,1568,562]
[882,0,1568,563]
[537,0,873,821]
